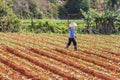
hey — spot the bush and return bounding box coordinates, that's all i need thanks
[7,17,20,32]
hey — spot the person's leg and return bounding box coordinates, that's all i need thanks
[66,38,72,48]
[72,38,77,50]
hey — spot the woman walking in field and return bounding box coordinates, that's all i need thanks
[65,22,77,51]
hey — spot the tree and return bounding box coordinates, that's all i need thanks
[49,0,58,4]
[81,0,120,34]
[0,0,20,32]
[64,0,90,19]
[0,0,5,17]
[95,8,120,34]
[106,0,118,10]
[96,0,120,34]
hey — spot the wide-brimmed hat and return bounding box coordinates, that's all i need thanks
[69,22,77,27]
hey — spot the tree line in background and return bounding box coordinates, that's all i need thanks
[0,0,120,34]
[0,0,91,19]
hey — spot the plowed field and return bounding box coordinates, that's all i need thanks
[0,33,120,80]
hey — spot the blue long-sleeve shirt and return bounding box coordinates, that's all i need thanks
[69,27,75,38]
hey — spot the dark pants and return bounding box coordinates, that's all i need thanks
[66,38,77,50]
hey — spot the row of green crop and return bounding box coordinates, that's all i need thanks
[0,19,119,34]
[20,19,120,34]
[20,19,86,34]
